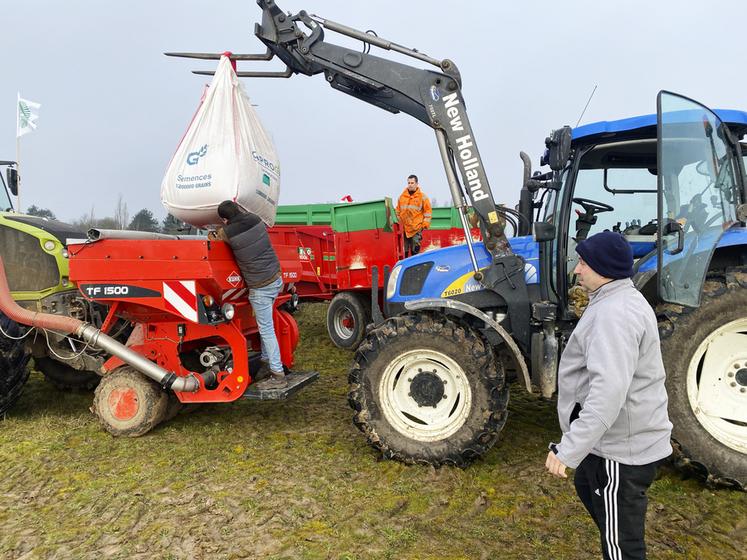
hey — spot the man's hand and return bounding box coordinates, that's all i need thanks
[545,451,568,478]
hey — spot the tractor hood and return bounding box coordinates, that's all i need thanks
[3,215,86,246]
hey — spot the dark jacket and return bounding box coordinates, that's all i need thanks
[221,213,281,288]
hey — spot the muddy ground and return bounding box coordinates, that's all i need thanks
[1,304,745,559]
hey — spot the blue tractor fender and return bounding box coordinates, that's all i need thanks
[635,226,747,276]
[403,297,533,394]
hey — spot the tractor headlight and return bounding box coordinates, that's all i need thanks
[386,265,402,299]
[221,303,235,320]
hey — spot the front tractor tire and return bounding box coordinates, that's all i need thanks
[92,367,169,437]
[0,314,31,416]
[326,292,372,351]
[658,272,747,488]
[348,313,509,466]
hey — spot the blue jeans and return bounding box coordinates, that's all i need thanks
[248,276,284,374]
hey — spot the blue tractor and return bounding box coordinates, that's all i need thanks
[351,94,747,488]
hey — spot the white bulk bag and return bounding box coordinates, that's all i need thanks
[161,55,280,227]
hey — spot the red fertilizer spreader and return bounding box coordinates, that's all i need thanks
[62,236,318,436]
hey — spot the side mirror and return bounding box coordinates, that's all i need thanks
[662,220,684,255]
[6,168,18,196]
[544,126,572,171]
[533,221,555,242]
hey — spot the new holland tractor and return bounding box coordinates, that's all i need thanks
[0,161,104,415]
[363,98,747,488]
[167,1,746,486]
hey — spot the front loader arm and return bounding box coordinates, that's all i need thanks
[167,0,513,261]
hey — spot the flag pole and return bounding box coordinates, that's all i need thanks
[15,93,20,212]
[15,136,20,213]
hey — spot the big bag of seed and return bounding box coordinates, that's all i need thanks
[161,55,280,227]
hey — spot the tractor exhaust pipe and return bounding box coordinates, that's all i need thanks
[0,256,199,393]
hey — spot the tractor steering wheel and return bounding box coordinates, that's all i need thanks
[572,197,614,214]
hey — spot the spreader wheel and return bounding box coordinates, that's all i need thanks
[92,367,169,437]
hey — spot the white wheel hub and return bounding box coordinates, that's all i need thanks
[688,317,747,454]
[378,349,472,442]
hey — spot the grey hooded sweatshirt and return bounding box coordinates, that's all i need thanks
[555,278,673,469]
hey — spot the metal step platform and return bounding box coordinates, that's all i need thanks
[242,370,319,400]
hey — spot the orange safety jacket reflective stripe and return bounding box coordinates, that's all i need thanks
[395,187,432,238]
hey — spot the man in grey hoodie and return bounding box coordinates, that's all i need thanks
[545,231,672,560]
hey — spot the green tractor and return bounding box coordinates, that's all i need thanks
[0,161,102,415]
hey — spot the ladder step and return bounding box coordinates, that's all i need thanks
[242,370,319,400]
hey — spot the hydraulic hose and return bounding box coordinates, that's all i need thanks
[0,255,199,393]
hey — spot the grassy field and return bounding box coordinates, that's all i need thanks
[1,304,745,559]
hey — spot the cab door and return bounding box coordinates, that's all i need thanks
[656,92,742,306]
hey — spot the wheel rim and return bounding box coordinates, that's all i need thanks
[687,317,747,454]
[108,387,140,421]
[378,349,472,442]
[333,306,356,340]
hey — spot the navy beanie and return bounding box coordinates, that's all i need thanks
[576,231,634,279]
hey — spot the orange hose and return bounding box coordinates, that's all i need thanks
[0,255,83,334]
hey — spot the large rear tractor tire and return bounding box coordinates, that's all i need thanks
[0,314,31,416]
[327,292,372,351]
[658,273,747,488]
[36,357,100,391]
[348,313,508,466]
[92,367,169,437]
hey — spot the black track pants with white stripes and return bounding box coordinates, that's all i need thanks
[574,454,659,560]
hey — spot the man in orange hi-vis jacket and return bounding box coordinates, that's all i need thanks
[396,174,432,257]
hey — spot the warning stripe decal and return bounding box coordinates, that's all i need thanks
[163,280,198,323]
[222,288,248,302]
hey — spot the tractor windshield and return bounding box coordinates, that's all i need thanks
[557,139,660,286]
[657,92,741,306]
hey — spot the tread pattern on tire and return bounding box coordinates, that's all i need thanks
[0,313,31,417]
[348,312,509,467]
[36,357,100,391]
[656,267,747,490]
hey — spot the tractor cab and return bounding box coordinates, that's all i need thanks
[529,93,747,319]
[0,161,18,212]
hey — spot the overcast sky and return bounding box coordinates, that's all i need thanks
[2,0,747,223]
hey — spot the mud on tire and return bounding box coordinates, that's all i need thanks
[36,357,100,391]
[657,269,747,488]
[0,313,31,416]
[348,312,509,466]
[92,367,169,437]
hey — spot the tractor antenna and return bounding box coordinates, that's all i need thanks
[575,85,597,128]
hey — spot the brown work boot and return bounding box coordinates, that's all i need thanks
[263,371,287,389]
[254,360,271,380]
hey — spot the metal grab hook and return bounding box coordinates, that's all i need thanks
[164,49,295,78]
